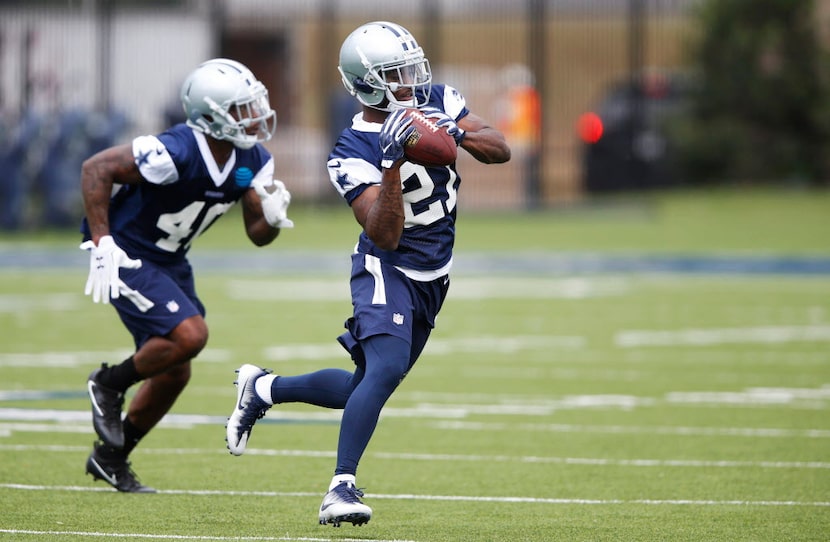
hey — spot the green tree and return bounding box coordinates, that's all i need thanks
[673,0,830,185]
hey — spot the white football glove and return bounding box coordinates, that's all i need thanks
[79,235,142,304]
[252,178,294,228]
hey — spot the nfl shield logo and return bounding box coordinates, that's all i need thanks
[392,313,404,325]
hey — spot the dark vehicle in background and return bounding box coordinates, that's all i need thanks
[579,71,692,193]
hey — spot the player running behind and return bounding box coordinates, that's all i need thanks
[81,58,294,492]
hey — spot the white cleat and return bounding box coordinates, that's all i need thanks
[225,364,272,456]
[318,481,372,527]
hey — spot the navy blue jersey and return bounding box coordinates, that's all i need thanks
[327,84,469,277]
[81,124,274,265]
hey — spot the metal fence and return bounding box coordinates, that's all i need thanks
[0,0,700,229]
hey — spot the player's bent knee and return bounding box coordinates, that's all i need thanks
[363,334,411,383]
[171,316,209,358]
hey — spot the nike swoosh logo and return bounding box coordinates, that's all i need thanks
[89,457,118,486]
[155,147,165,155]
[88,381,104,416]
[320,502,335,511]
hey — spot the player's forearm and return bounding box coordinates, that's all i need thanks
[460,127,512,164]
[364,171,405,251]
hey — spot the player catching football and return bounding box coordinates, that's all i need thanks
[225,21,511,526]
[80,59,293,492]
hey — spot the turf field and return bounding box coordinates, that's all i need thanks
[0,189,828,541]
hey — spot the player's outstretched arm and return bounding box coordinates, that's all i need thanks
[457,112,512,165]
[79,144,144,304]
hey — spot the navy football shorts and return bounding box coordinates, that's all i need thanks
[111,258,205,349]
[337,253,450,368]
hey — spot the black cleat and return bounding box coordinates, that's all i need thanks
[85,441,156,493]
[87,365,125,449]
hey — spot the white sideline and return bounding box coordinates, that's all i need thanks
[2,484,829,507]
[616,324,830,347]
[0,333,584,368]
[0,530,413,542]
[2,409,830,438]
[428,420,830,438]
[226,276,628,301]
[1,444,829,470]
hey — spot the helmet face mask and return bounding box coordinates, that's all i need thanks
[375,62,431,91]
[339,21,432,112]
[181,58,277,149]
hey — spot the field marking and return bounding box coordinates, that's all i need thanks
[262,334,585,362]
[666,386,830,407]
[0,348,231,368]
[2,484,829,508]
[227,277,628,301]
[0,334,584,369]
[0,407,341,425]
[428,420,830,438]
[616,324,830,347]
[12,344,818,369]
[2,407,830,438]
[0,293,80,313]
[0,530,412,542]
[5,381,830,416]
[2,444,829,470]
[604,348,829,366]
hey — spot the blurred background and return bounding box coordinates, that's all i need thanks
[0,0,828,230]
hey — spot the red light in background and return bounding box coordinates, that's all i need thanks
[577,112,603,144]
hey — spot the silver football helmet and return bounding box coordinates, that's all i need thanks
[338,21,432,112]
[180,58,276,149]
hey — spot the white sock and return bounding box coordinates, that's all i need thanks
[329,474,356,491]
[254,374,276,405]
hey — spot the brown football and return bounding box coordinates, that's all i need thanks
[402,108,458,167]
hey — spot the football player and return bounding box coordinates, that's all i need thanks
[226,21,511,526]
[81,58,293,492]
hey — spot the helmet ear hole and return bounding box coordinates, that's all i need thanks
[353,78,374,94]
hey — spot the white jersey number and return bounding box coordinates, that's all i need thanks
[155,201,234,252]
[401,165,458,227]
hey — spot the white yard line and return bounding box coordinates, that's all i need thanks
[1,484,828,507]
[1,444,828,470]
[1,398,829,431]
[0,293,80,313]
[226,277,629,301]
[0,530,412,542]
[616,324,830,347]
[2,327,826,370]
[0,334,584,368]
[427,420,830,438]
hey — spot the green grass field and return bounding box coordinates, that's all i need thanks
[0,189,828,541]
